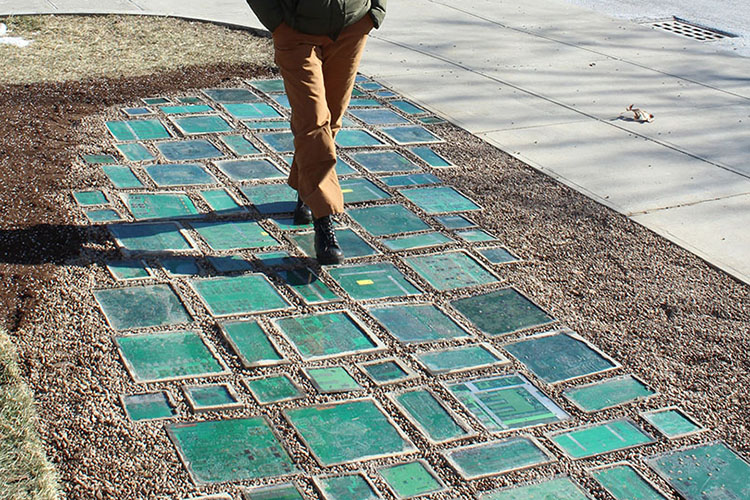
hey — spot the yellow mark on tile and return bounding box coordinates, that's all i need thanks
[342,189,354,193]
[261,232,269,236]
[356,279,374,286]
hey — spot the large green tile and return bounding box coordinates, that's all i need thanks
[249,79,286,93]
[246,375,304,404]
[641,408,702,439]
[393,388,470,443]
[288,228,378,258]
[223,102,282,120]
[404,252,498,290]
[199,188,245,215]
[445,437,553,479]
[390,100,425,115]
[220,320,285,368]
[106,119,171,141]
[108,222,196,253]
[241,183,297,214]
[94,284,191,330]
[191,274,291,316]
[219,134,261,156]
[340,177,391,203]
[379,461,445,499]
[145,163,218,187]
[115,143,155,162]
[216,158,286,181]
[450,288,554,336]
[191,220,278,250]
[409,146,452,167]
[400,186,480,213]
[122,193,200,220]
[328,262,421,300]
[550,419,653,459]
[316,474,380,500]
[368,303,470,344]
[415,344,507,374]
[591,464,667,500]
[349,150,420,174]
[564,375,654,412]
[156,139,225,161]
[347,204,429,237]
[379,125,442,145]
[480,477,592,500]
[102,165,143,188]
[306,366,362,393]
[278,267,340,305]
[335,129,386,148]
[202,87,261,103]
[172,115,234,135]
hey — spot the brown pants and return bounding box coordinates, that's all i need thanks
[273,15,373,218]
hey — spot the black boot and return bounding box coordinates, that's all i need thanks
[313,215,344,265]
[293,196,313,225]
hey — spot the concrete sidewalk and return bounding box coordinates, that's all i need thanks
[3,0,749,284]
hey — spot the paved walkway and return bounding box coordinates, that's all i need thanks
[2,0,749,284]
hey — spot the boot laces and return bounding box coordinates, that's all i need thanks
[316,217,339,248]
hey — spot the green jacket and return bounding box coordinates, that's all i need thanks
[247,0,386,39]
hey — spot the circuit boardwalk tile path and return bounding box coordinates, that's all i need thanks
[65,75,749,499]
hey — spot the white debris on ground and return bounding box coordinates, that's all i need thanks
[0,23,32,47]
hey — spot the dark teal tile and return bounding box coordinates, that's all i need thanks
[404,251,498,290]
[348,204,429,236]
[257,131,295,153]
[241,184,297,214]
[451,288,554,337]
[160,257,201,276]
[349,150,420,173]
[340,178,391,203]
[289,228,378,258]
[156,139,224,161]
[435,214,475,229]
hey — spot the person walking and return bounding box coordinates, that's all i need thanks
[246,0,387,264]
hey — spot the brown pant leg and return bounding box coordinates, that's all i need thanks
[273,23,343,218]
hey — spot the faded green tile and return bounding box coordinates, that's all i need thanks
[445,437,553,479]
[380,125,442,145]
[156,139,224,161]
[145,163,218,187]
[102,165,143,188]
[73,190,107,206]
[288,228,378,258]
[641,408,702,439]
[306,366,362,393]
[249,79,286,93]
[478,247,518,264]
[272,94,291,109]
[349,98,382,108]
[94,284,191,330]
[106,119,171,141]
[550,419,653,459]
[176,96,204,104]
[106,260,151,281]
[335,128,386,148]
[270,217,313,231]
[109,221,195,253]
[390,100,426,115]
[349,150,420,174]
[192,220,278,251]
[123,193,200,220]
[203,87,261,103]
[417,116,447,125]
[328,262,420,300]
[85,209,122,223]
[381,173,441,187]
[394,388,469,443]
[116,143,155,162]
[316,474,380,500]
[191,274,291,316]
[279,267,340,305]
[172,115,234,135]
[379,461,444,499]
[224,102,282,120]
[404,251,498,290]
[456,228,496,242]
[349,108,410,125]
[335,156,358,175]
[246,375,304,404]
[220,320,284,368]
[122,392,174,421]
[480,477,591,500]
[348,204,429,237]
[359,359,414,385]
[184,384,240,411]
[219,134,261,156]
[216,158,285,181]
[382,231,453,251]
[245,483,304,500]
[340,177,391,203]
[160,104,214,115]
[400,186,480,213]
[450,288,554,336]
[409,146,452,167]
[244,120,291,130]
[591,465,667,500]
[359,81,385,91]
[241,183,296,214]
[564,375,654,412]
[199,189,245,215]
[434,214,475,229]
[159,257,200,276]
[257,130,295,152]
[207,255,253,273]
[142,97,171,105]
[415,344,507,374]
[368,303,470,344]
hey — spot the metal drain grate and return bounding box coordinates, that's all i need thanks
[649,17,736,41]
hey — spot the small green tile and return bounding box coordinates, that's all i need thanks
[447,374,569,431]
[249,79,286,93]
[306,366,362,393]
[359,359,414,385]
[115,143,156,162]
[417,116,447,125]
[219,134,261,156]
[274,311,380,361]
[550,419,653,459]
[288,228,378,258]
[390,100,426,115]
[285,399,415,466]
[220,320,285,368]
[480,477,591,500]
[116,330,225,383]
[199,189,245,215]
[368,303,470,344]
[142,97,171,105]
[349,150,420,174]
[246,375,304,404]
[85,209,122,223]
[478,247,518,264]
[122,106,152,118]
[109,221,195,253]
[106,119,171,141]
[208,255,253,273]
[349,108,410,125]
[279,267,340,305]
[504,331,616,384]
[404,251,498,290]
[106,260,151,281]
[394,388,469,443]
[409,146,452,167]
[564,375,654,412]
[591,464,667,500]
[224,102,282,120]
[340,177,391,203]
[122,392,175,421]
[191,274,291,316]
[415,344,507,374]
[176,96,204,104]
[122,193,200,220]
[257,131,295,152]
[167,417,296,483]
[157,139,226,161]
[434,214,475,229]
[245,483,304,500]
[83,154,116,164]
[445,437,553,479]
[641,408,702,438]
[160,104,214,115]
[450,288,554,336]
[382,231,453,251]
[348,204,429,236]
[192,220,278,251]
[379,461,444,499]
[159,257,200,276]
[94,284,191,330]
[145,163,218,187]
[183,384,240,411]
[456,228,496,242]
[74,190,107,206]
[216,158,286,181]
[241,183,296,214]
[349,98,382,108]
[172,115,234,135]
[380,125,442,145]
[381,173,441,187]
[203,87,261,103]
[335,128,387,147]
[316,474,379,500]
[328,262,420,300]
[102,165,144,188]
[400,186,480,213]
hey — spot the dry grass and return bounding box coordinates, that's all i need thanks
[0,330,60,500]
[0,14,274,84]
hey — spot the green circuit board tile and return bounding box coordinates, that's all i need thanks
[285,399,415,466]
[144,163,218,187]
[246,375,304,404]
[349,150,421,174]
[223,102,282,120]
[142,97,171,105]
[480,477,592,500]
[106,260,151,281]
[450,288,554,337]
[417,116,447,125]
[393,388,470,443]
[244,120,291,130]
[349,98,382,108]
[241,183,297,214]
[220,320,285,367]
[504,331,617,384]
[279,267,340,305]
[272,94,291,109]
[94,284,191,330]
[348,204,429,236]
[379,461,445,499]
[257,130,295,152]
[192,220,278,251]
[349,108,411,125]
[116,330,225,383]
[115,142,156,162]
[207,255,253,273]
[316,474,380,500]
[274,311,380,360]
[257,251,296,267]
[335,128,387,148]
[122,392,175,421]
[340,177,391,203]
[591,464,667,500]
[219,134,261,156]
[172,115,234,135]
[161,104,214,115]
[549,419,653,459]
[106,119,171,141]
[159,257,200,276]
[102,165,144,188]
[359,359,415,385]
[167,417,296,483]
[381,173,441,187]
[203,87,261,103]
[83,153,116,164]
[216,158,286,181]
[328,262,421,300]
[434,214,475,229]
[478,247,518,264]
[390,100,426,115]
[641,408,703,439]
[447,374,568,431]
[564,375,654,412]
[288,228,378,258]
[456,228,497,242]
[85,209,122,223]
[382,231,453,251]
[400,186,480,213]
[415,344,507,374]
[183,383,241,412]
[380,125,443,145]
[445,437,553,479]
[122,192,200,220]
[156,139,225,161]
[73,190,107,206]
[368,303,470,344]
[249,79,286,93]
[192,274,290,316]
[306,366,362,393]
[245,483,304,500]
[647,442,750,499]
[109,221,195,253]
[404,252,498,290]
[409,146,452,167]
[199,188,245,215]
